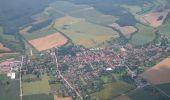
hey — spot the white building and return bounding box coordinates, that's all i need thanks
[7,72,16,79]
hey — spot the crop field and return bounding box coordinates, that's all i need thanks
[129,23,156,46]
[54,96,72,100]
[110,23,137,38]
[23,74,51,95]
[140,9,170,28]
[0,43,11,52]
[29,32,67,51]
[113,95,131,100]
[0,75,20,100]
[23,94,54,100]
[0,53,19,61]
[128,85,169,100]
[158,23,170,37]
[140,58,170,85]
[156,83,170,96]
[91,81,135,100]
[54,16,119,48]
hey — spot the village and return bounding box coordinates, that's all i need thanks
[0,34,170,99]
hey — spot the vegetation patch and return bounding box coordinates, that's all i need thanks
[23,93,54,100]
[129,23,156,46]
[23,74,50,95]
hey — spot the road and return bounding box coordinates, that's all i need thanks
[53,51,84,100]
[20,56,24,100]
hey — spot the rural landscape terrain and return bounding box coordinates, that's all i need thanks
[0,0,170,100]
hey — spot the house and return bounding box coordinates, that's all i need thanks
[7,72,16,79]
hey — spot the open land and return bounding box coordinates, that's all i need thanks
[29,33,67,51]
[54,96,72,100]
[140,9,170,28]
[110,23,137,38]
[23,74,50,95]
[113,95,131,100]
[140,58,170,85]
[0,43,11,52]
[54,16,119,48]
[129,23,156,46]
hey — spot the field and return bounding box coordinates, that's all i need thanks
[129,23,156,46]
[54,16,119,48]
[91,81,135,100]
[156,83,170,96]
[128,85,169,100]
[140,58,170,85]
[113,95,131,100]
[0,75,20,100]
[29,33,67,51]
[23,74,51,95]
[0,43,11,52]
[140,9,170,28]
[23,94,54,100]
[54,96,72,100]
[0,53,19,61]
[158,23,170,37]
[110,23,137,38]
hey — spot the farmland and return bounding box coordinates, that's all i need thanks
[0,75,20,100]
[54,16,119,48]
[29,33,67,51]
[91,81,135,100]
[129,23,156,46]
[158,23,170,37]
[23,94,54,100]
[23,74,50,95]
[140,58,170,85]
[114,95,131,100]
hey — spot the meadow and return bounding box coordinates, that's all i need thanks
[0,75,20,100]
[23,94,54,100]
[129,23,156,46]
[23,74,50,95]
[91,81,135,100]
[54,16,119,48]
[158,23,170,37]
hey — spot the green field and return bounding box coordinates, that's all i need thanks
[0,75,20,100]
[23,94,54,100]
[23,74,50,95]
[23,28,57,40]
[158,23,170,37]
[54,17,119,48]
[128,85,169,100]
[91,81,135,100]
[130,23,156,46]
[156,83,170,96]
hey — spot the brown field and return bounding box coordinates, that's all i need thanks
[29,33,67,51]
[140,9,170,28]
[110,23,137,37]
[113,95,131,100]
[0,43,11,51]
[54,96,72,100]
[140,58,170,85]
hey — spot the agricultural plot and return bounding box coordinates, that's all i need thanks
[23,94,54,100]
[110,23,137,38]
[23,74,51,95]
[140,9,170,28]
[29,32,67,51]
[91,81,135,100]
[156,83,170,96]
[158,23,170,37]
[0,75,20,100]
[0,43,11,52]
[140,58,170,85]
[113,95,131,100]
[54,96,72,100]
[129,23,156,46]
[54,16,119,48]
[128,85,169,100]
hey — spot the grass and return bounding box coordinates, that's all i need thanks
[54,17,119,48]
[23,74,50,95]
[0,75,20,100]
[158,23,170,37]
[156,83,170,96]
[23,94,54,100]
[130,23,156,46]
[91,81,135,100]
[0,53,19,61]
[23,28,57,40]
[100,74,113,83]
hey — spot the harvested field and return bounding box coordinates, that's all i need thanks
[140,58,170,85]
[0,43,10,51]
[140,9,170,28]
[110,23,137,38]
[54,96,72,100]
[29,33,67,51]
[113,95,131,100]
